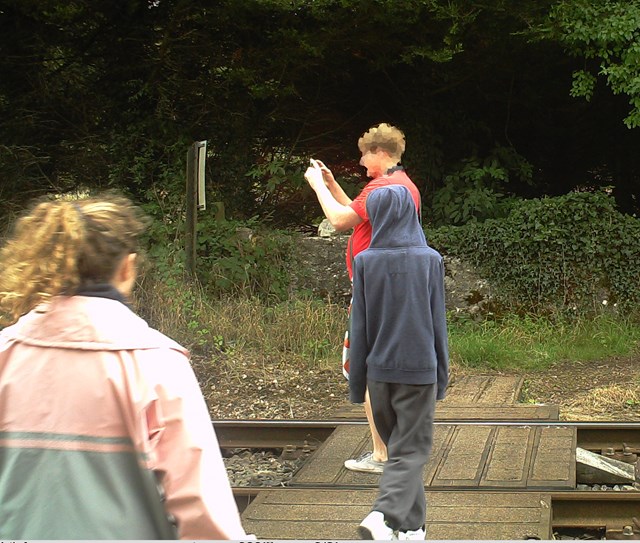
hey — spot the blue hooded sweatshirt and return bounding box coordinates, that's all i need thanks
[348,184,449,404]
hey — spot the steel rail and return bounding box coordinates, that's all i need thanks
[214,419,640,426]
[214,419,640,449]
[550,491,640,532]
[214,419,640,429]
[234,487,640,496]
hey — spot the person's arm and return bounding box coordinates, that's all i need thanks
[348,261,367,404]
[144,351,251,540]
[305,160,362,231]
[430,258,449,400]
[315,160,352,206]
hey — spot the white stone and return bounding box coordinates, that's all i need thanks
[576,447,636,485]
[317,219,338,237]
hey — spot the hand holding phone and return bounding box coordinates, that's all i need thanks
[305,158,324,188]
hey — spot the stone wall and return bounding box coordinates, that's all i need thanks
[292,227,495,316]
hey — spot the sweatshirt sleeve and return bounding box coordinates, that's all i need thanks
[348,260,368,404]
[430,258,449,400]
[143,351,251,540]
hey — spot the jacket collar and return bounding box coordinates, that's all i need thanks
[74,283,128,306]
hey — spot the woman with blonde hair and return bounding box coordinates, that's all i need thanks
[0,194,250,540]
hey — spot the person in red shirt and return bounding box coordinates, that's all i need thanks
[305,123,421,474]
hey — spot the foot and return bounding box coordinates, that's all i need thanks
[397,526,426,540]
[344,451,386,474]
[358,511,396,540]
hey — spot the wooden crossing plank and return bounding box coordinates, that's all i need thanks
[291,424,576,490]
[291,424,370,486]
[424,425,457,485]
[430,425,494,487]
[528,425,576,489]
[480,425,536,488]
[241,489,552,540]
[330,375,559,420]
[291,424,455,487]
[441,375,524,404]
[427,492,552,540]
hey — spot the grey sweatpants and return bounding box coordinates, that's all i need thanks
[367,380,437,532]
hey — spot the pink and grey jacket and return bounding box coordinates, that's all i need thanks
[0,295,249,540]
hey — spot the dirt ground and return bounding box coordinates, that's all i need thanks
[521,356,640,421]
[194,353,640,421]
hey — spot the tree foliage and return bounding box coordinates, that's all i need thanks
[1,0,640,223]
[546,0,640,129]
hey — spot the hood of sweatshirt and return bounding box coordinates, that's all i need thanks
[366,184,427,248]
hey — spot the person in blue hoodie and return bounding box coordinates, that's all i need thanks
[349,184,449,541]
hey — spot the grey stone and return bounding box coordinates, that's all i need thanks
[291,235,497,315]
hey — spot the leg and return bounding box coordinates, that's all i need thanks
[344,389,388,473]
[343,298,387,471]
[369,380,437,532]
[365,387,388,462]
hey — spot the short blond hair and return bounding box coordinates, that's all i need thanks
[0,193,148,325]
[357,123,406,161]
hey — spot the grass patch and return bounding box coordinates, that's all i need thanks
[134,272,640,374]
[449,313,640,372]
[563,382,640,420]
[133,272,346,370]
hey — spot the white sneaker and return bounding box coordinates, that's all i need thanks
[398,526,426,540]
[358,511,397,540]
[344,451,386,474]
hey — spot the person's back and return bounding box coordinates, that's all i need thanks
[1,296,194,538]
[348,184,448,405]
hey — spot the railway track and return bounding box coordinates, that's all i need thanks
[217,419,640,538]
[214,378,640,538]
[214,419,640,450]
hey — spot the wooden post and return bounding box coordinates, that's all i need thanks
[185,143,197,276]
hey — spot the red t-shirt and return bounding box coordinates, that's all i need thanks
[346,169,421,279]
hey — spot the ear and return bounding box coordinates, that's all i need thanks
[117,253,137,283]
[112,253,137,296]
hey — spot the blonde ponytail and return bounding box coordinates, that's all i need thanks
[0,194,147,326]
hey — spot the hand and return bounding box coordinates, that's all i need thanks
[314,159,336,187]
[304,159,325,191]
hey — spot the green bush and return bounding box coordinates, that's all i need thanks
[138,173,299,302]
[430,146,532,226]
[429,191,640,314]
[136,212,299,354]
[196,216,297,300]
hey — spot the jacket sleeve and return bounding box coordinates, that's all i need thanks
[348,260,368,404]
[430,258,449,400]
[142,350,251,540]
